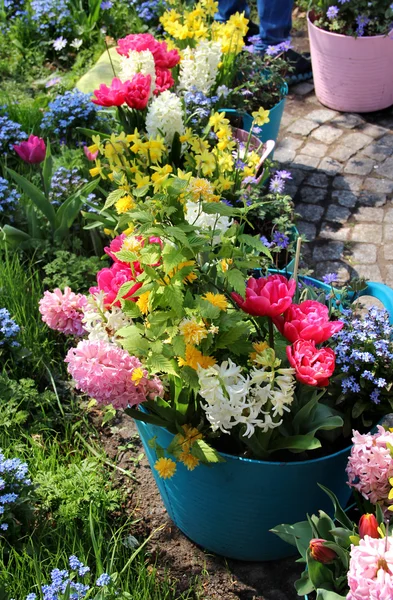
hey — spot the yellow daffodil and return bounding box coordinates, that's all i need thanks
[194,150,216,176]
[89,160,105,179]
[209,112,229,131]
[220,258,233,272]
[252,107,270,126]
[150,164,173,190]
[134,172,150,188]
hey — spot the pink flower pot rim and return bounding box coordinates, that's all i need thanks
[307,11,393,41]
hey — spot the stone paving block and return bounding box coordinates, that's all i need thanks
[361,143,393,162]
[314,261,351,283]
[300,186,328,204]
[385,208,393,222]
[346,243,378,264]
[313,242,344,262]
[333,174,363,192]
[296,202,324,222]
[363,178,393,194]
[353,206,384,222]
[292,82,314,95]
[296,220,317,240]
[284,184,298,198]
[341,132,373,152]
[359,192,387,207]
[351,223,382,243]
[311,125,344,144]
[330,113,365,129]
[359,124,387,139]
[280,113,297,128]
[319,157,343,175]
[307,109,338,124]
[293,154,320,170]
[306,172,330,188]
[332,190,358,208]
[384,222,393,241]
[290,168,307,186]
[328,145,357,163]
[375,156,393,179]
[378,134,393,148]
[385,264,393,286]
[274,146,296,163]
[353,264,383,282]
[343,157,375,176]
[384,244,393,260]
[325,205,351,223]
[276,136,304,150]
[287,119,319,136]
[319,223,351,241]
[301,141,328,158]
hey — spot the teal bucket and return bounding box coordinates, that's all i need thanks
[135,418,352,562]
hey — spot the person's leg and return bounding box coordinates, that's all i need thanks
[216,0,250,22]
[257,0,294,48]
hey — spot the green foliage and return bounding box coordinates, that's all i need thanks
[43,250,104,292]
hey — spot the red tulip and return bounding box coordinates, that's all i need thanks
[231,274,296,317]
[89,262,142,307]
[309,539,337,564]
[116,33,180,69]
[286,339,336,387]
[359,514,379,539]
[92,77,130,107]
[83,146,99,161]
[14,135,46,164]
[154,68,175,95]
[273,300,344,344]
[124,73,151,110]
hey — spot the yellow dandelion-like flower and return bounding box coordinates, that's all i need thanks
[250,341,269,361]
[252,107,270,126]
[203,292,228,311]
[123,236,143,253]
[154,457,177,479]
[136,291,150,315]
[178,344,216,370]
[179,451,200,471]
[179,317,208,345]
[131,367,144,385]
[220,258,233,272]
[189,177,216,202]
[165,260,198,284]
[115,195,135,214]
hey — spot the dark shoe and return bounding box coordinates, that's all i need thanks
[284,49,312,85]
[244,20,260,44]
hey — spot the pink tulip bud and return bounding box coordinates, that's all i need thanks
[309,538,337,564]
[83,145,99,161]
[14,135,46,164]
[359,514,379,539]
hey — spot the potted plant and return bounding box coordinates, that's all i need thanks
[273,425,393,598]
[308,1,393,112]
[39,169,393,560]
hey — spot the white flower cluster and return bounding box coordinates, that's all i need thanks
[119,50,156,96]
[82,292,131,345]
[197,359,296,437]
[178,41,222,95]
[184,200,231,244]
[145,90,185,145]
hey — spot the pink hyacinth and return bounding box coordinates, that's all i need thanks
[65,340,164,409]
[346,426,393,510]
[347,535,393,599]
[39,287,87,336]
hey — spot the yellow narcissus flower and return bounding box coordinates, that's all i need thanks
[252,107,270,126]
[179,128,194,144]
[134,172,150,188]
[220,258,233,272]
[122,225,135,236]
[215,176,233,191]
[89,160,105,179]
[200,0,218,16]
[179,451,200,471]
[250,341,269,361]
[115,195,135,214]
[178,344,216,370]
[227,11,249,35]
[203,292,228,311]
[209,112,230,131]
[194,150,216,176]
[151,164,173,190]
[154,457,176,479]
[144,136,166,162]
[179,317,208,345]
[136,291,151,315]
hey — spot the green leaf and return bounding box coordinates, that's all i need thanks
[269,435,321,453]
[42,140,53,196]
[190,440,225,465]
[103,189,127,211]
[270,521,312,558]
[160,285,183,316]
[124,407,170,430]
[146,354,179,377]
[7,167,56,226]
[238,233,272,257]
[162,247,185,274]
[294,570,315,596]
[316,589,347,600]
[202,202,238,217]
[215,323,250,349]
[307,553,336,591]
[122,300,142,318]
[1,224,31,244]
[318,484,354,530]
[227,268,246,296]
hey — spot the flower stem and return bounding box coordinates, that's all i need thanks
[268,317,274,350]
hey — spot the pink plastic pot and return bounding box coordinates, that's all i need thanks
[308,13,393,112]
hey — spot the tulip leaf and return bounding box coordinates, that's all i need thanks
[42,140,53,197]
[1,224,31,245]
[269,434,321,453]
[270,521,311,559]
[316,590,347,600]
[318,484,354,530]
[7,167,56,226]
[294,571,314,595]
[307,553,336,591]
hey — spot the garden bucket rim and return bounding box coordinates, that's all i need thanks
[307,10,393,41]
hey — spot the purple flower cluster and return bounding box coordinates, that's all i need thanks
[24,557,111,600]
[130,0,167,24]
[333,306,393,405]
[326,5,339,20]
[0,450,31,533]
[184,88,218,123]
[260,231,289,250]
[265,40,292,56]
[356,14,370,36]
[269,169,292,194]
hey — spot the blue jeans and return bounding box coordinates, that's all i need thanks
[217,0,293,48]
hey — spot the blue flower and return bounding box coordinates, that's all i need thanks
[272,231,289,249]
[326,5,339,20]
[322,273,338,285]
[30,0,73,36]
[41,89,102,139]
[0,176,20,217]
[0,308,20,347]
[269,175,285,194]
[260,235,273,248]
[0,113,27,155]
[96,573,111,587]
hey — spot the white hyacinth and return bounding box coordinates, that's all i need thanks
[184,200,231,243]
[197,359,296,437]
[145,90,185,145]
[119,49,156,96]
[82,292,131,345]
[178,41,222,95]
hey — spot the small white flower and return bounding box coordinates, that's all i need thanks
[179,41,222,95]
[119,50,156,96]
[184,200,231,243]
[216,85,230,98]
[145,90,184,144]
[83,292,131,345]
[53,36,67,51]
[71,38,83,50]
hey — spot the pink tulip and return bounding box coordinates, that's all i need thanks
[273,300,344,344]
[14,135,46,164]
[232,274,296,317]
[83,146,99,161]
[286,339,336,387]
[89,262,142,307]
[124,73,151,110]
[92,77,129,107]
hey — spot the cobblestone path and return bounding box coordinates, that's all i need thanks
[276,82,393,287]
